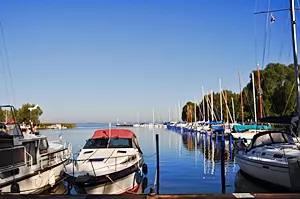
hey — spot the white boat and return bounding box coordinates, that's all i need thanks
[235,130,300,191]
[64,128,148,194]
[0,105,72,194]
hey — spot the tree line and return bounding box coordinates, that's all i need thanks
[182,63,297,122]
[0,103,43,124]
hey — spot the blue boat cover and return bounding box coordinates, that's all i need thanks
[232,124,271,132]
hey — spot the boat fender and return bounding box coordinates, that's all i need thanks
[142,163,148,175]
[10,181,20,193]
[49,170,56,187]
[142,177,148,191]
[135,170,143,184]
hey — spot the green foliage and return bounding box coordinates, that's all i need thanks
[182,63,298,122]
[17,103,43,124]
[0,103,43,124]
[181,102,200,122]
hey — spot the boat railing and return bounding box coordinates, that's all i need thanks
[25,150,33,167]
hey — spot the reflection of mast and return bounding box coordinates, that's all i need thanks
[203,135,206,174]
[211,140,215,175]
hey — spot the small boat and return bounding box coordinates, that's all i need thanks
[64,129,148,194]
[0,105,72,194]
[116,122,133,127]
[235,130,300,191]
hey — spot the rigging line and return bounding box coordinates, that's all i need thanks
[261,0,271,70]
[282,83,295,116]
[254,0,259,66]
[278,12,291,62]
[0,21,17,107]
[0,48,10,104]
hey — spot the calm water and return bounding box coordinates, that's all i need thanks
[40,124,278,194]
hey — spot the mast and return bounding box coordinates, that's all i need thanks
[168,107,171,122]
[231,97,236,123]
[194,95,197,123]
[202,86,206,121]
[290,0,300,135]
[178,100,181,122]
[219,78,223,122]
[225,90,229,123]
[152,108,155,124]
[211,90,213,121]
[238,70,244,123]
[252,72,257,123]
[137,111,139,124]
[257,64,263,119]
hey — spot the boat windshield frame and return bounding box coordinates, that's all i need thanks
[246,131,296,151]
[83,137,135,149]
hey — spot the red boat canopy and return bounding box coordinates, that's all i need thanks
[92,129,137,139]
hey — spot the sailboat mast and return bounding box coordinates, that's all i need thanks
[252,72,257,123]
[219,78,223,122]
[152,109,155,124]
[178,100,181,122]
[231,97,236,123]
[225,90,229,123]
[290,0,300,124]
[168,107,171,122]
[238,70,244,123]
[202,86,206,121]
[211,90,213,121]
[194,95,197,123]
[257,64,263,119]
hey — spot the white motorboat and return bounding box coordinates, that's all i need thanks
[64,128,148,194]
[0,105,72,194]
[235,130,300,191]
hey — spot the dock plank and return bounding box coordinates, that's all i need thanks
[0,194,300,199]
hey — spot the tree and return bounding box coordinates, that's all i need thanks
[181,62,298,123]
[181,102,200,122]
[17,103,43,124]
[0,108,5,122]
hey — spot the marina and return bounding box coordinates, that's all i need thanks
[0,0,300,197]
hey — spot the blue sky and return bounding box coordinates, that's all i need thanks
[0,0,297,123]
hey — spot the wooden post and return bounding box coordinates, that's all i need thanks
[221,139,226,193]
[156,134,160,194]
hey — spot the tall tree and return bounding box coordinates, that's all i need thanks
[17,103,43,124]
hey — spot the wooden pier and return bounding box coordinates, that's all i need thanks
[0,194,300,199]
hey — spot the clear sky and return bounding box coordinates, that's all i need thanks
[0,0,297,123]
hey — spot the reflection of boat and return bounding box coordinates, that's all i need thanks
[64,129,148,194]
[234,170,278,193]
[0,105,72,194]
[235,130,300,191]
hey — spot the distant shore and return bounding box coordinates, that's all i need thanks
[37,123,76,130]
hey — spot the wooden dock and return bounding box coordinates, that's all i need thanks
[0,194,300,199]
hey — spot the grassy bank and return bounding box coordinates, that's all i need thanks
[38,123,76,129]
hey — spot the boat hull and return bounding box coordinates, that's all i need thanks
[0,160,68,194]
[76,170,143,194]
[235,154,291,189]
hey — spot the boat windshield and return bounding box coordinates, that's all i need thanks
[83,138,133,149]
[249,131,295,149]
[4,124,23,138]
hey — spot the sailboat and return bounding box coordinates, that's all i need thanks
[235,0,300,191]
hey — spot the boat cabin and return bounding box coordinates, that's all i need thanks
[246,131,297,152]
[83,129,142,153]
